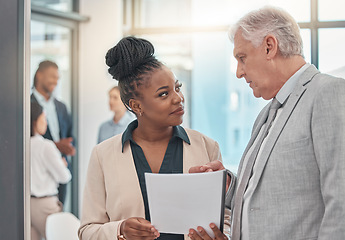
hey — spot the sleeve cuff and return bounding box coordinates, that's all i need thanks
[225,169,236,209]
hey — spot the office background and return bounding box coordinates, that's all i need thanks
[1,0,344,239]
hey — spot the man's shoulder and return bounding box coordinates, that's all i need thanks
[53,98,67,108]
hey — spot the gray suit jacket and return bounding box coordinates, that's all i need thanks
[227,65,345,240]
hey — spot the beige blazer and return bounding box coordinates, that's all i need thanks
[79,128,230,240]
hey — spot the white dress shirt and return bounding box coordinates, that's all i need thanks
[33,88,60,141]
[31,135,71,197]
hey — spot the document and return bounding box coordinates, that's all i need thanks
[145,170,226,238]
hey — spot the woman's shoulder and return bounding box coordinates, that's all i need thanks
[94,133,123,155]
[183,128,217,145]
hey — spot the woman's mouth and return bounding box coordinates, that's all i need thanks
[170,106,184,115]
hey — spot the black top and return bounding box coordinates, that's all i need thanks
[122,120,190,240]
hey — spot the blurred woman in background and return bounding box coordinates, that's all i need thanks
[97,86,135,143]
[30,101,71,240]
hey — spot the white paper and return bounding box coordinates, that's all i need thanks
[145,170,225,238]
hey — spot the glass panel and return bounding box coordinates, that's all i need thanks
[224,0,310,24]
[135,0,310,28]
[31,20,73,211]
[319,0,345,21]
[319,28,345,78]
[31,20,72,110]
[32,0,73,12]
[136,0,192,27]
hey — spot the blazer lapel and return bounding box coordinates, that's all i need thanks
[117,141,146,218]
[248,65,320,189]
[182,140,205,173]
[237,105,270,176]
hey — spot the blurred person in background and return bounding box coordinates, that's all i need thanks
[30,101,71,240]
[31,60,75,204]
[97,86,135,143]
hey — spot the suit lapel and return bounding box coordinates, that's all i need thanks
[237,105,270,176]
[54,99,64,139]
[248,65,320,189]
[117,141,146,217]
[183,136,202,173]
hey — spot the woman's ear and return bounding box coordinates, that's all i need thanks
[129,99,142,116]
[265,34,278,59]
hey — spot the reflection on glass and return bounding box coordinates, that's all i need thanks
[32,0,73,12]
[31,20,72,110]
[319,0,345,21]
[319,28,345,78]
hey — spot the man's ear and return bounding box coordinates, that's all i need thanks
[265,34,278,59]
[35,71,43,84]
[129,99,142,116]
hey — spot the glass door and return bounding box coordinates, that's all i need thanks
[30,15,78,215]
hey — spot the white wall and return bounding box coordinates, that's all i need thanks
[78,0,123,214]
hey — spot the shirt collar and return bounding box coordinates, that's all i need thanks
[121,120,190,152]
[275,63,310,105]
[108,112,134,126]
[33,88,54,104]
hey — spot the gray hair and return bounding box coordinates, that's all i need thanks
[229,6,304,58]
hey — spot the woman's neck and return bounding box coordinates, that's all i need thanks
[133,120,173,143]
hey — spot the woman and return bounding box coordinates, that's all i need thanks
[97,86,135,143]
[79,36,229,240]
[30,101,71,240]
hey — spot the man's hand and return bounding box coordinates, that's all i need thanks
[121,217,160,240]
[55,137,76,156]
[188,224,227,240]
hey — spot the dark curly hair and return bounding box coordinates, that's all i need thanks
[105,36,162,113]
[30,101,43,136]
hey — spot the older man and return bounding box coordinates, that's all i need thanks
[189,6,345,240]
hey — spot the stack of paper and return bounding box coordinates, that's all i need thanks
[145,170,226,238]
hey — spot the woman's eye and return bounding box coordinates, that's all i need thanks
[159,92,168,97]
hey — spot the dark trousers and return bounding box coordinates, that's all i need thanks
[58,183,67,204]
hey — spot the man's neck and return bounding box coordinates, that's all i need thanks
[35,88,51,101]
[276,55,306,82]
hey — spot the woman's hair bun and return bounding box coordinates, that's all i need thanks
[105,36,156,81]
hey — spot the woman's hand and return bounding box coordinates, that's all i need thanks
[120,217,160,240]
[188,223,227,240]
